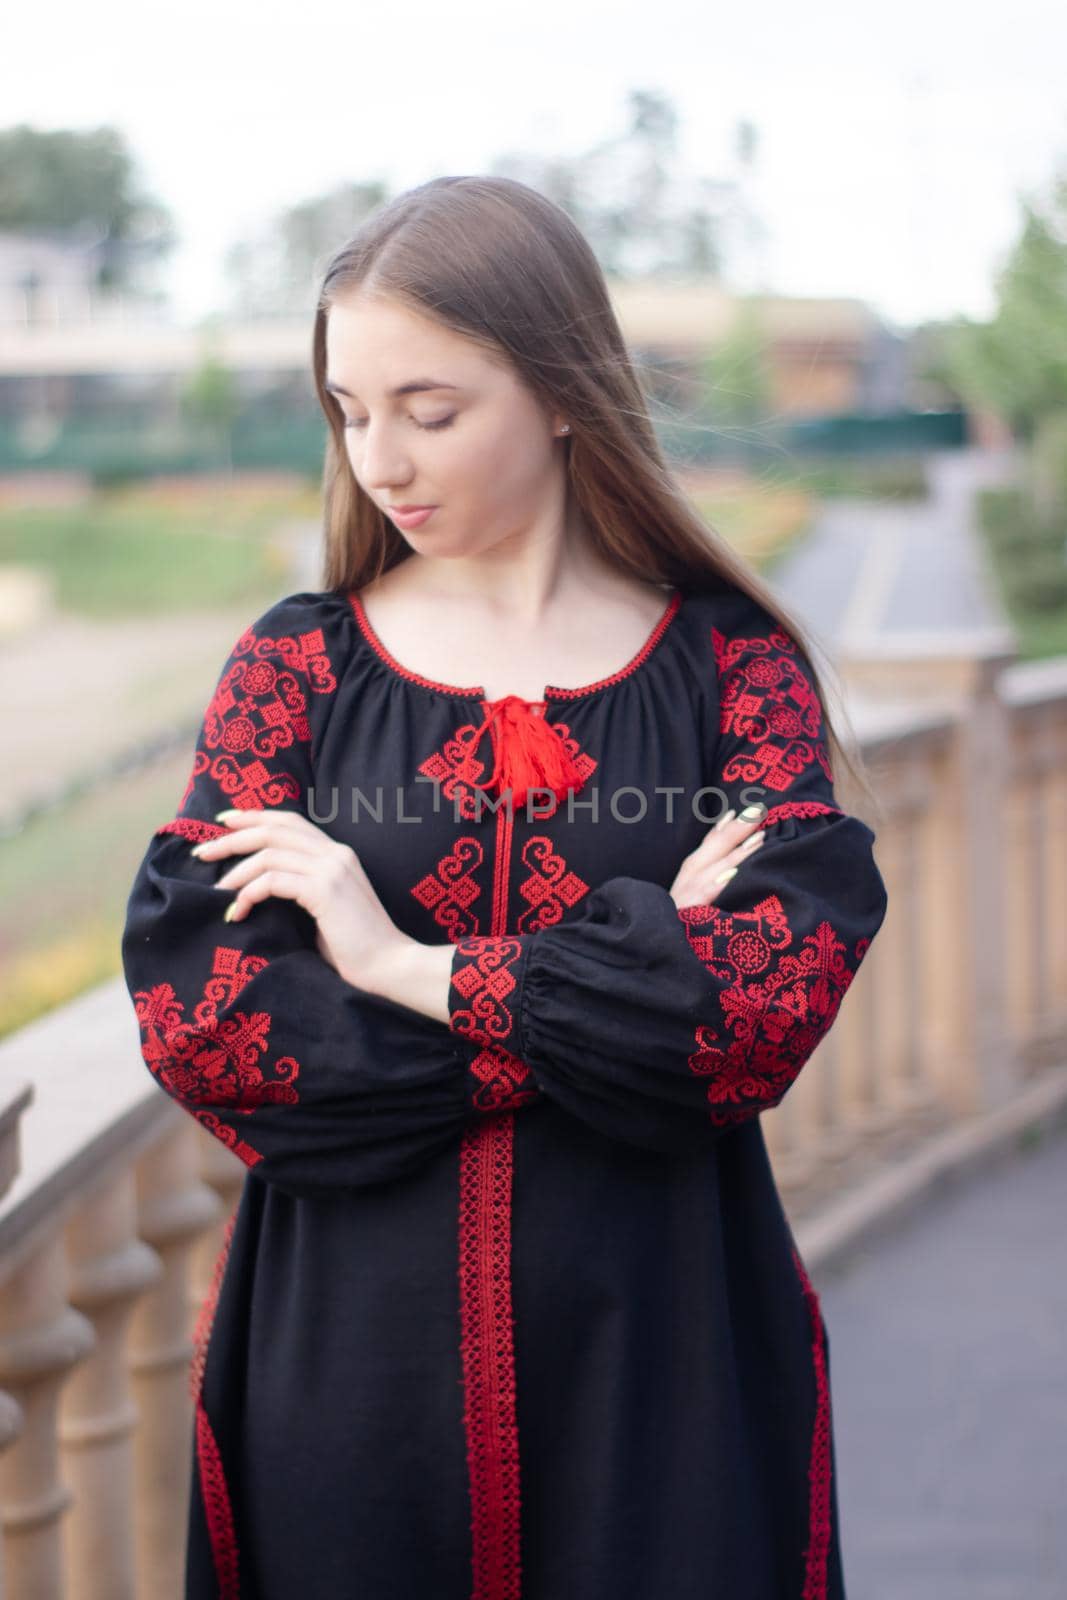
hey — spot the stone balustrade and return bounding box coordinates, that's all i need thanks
[2,627,1066,1596]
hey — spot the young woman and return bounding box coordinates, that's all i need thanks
[122,174,888,1600]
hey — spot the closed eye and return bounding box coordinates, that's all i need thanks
[343,415,456,433]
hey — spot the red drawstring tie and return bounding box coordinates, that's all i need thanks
[467,695,588,808]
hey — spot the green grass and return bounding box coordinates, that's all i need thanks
[0,479,320,618]
[0,747,193,1039]
[0,476,330,1036]
[772,456,930,500]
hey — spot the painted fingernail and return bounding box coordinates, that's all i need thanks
[744,830,766,848]
[713,808,737,831]
[739,803,767,821]
[223,901,239,922]
[215,810,241,823]
[190,842,207,857]
[715,866,738,885]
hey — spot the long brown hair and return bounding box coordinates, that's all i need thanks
[310,174,879,816]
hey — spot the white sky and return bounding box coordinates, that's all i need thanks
[5,0,1066,332]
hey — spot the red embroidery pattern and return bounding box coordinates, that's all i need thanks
[515,836,590,933]
[450,936,524,1050]
[457,1116,523,1599]
[195,1399,241,1599]
[712,623,834,794]
[790,1243,833,1599]
[520,718,597,818]
[418,718,597,822]
[189,1206,241,1598]
[411,836,486,939]
[131,944,303,1167]
[157,817,229,844]
[418,725,496,821]
[189,1205,238,1404]
[679,894,857,1127]
[174,620,337,816]
[761,800,843,827]
[468,1045,542,1113]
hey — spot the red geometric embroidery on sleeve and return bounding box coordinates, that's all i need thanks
[157,817,230,844]
[678,893,858,1127]
[172,621,338,817]
[468,1045,541,1113]
[131,944,303,1168]
[712,623,834,794]
[761,800,844,827]
[450,937,541,1112]
[450,936,524,1048]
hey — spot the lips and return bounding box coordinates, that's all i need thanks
[387,505,437,528]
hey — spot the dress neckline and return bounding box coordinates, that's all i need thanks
[346,585,685,704]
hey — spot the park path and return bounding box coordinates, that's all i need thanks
[767,446,1019,647]
[3,519,323,832]
[817,1119,1067,1599]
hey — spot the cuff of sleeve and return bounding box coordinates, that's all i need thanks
[449,935,540,1115]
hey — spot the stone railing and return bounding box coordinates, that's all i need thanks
[2,627,1066,1596]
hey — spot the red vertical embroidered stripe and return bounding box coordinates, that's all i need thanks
[457,702,525,1599]
[191,1207,241,1598]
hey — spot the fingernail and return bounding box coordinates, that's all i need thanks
[739,803,767,821]
[714,808,736,831]
[223,901,238,922]
[715,866,738,885]
[744,830,766,847]
[215,810,241,823]
[190,843,206,857]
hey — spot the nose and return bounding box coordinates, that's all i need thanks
[355,419,415,495]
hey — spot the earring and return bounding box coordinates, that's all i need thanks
[558,423,571,435]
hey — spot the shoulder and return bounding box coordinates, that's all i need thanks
[203,589,360,762]
[231,587,356,656]
[220,588,358,695]
[678,581,818,692]
[680,579,790,647]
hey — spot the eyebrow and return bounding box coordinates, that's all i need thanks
[324,377,460,399]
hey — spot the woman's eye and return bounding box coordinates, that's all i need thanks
[343,415,455,433]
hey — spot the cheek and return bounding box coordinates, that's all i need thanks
[460,421,551,506]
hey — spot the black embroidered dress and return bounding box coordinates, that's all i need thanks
[121,577,888,1600]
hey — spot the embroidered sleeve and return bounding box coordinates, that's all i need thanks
[445,600,888,1153]
[121,594,487,1197]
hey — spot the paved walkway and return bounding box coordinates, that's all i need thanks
[817,1123,1067,1599]
[767,447,1019,647]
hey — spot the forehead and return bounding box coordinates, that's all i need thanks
[324,295,509,395]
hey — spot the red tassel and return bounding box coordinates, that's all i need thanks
[469,695,587,808]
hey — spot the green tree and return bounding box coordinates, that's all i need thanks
[937,172,1067,442]
[180,332,241,471]
[0,123,176,292]
[223,180,390,317]
[492,88,728,279]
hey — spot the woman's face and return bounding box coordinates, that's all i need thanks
[324,292,567,558]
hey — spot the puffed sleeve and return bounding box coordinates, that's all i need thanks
[121,592,505,1199]
[445,594,888,1154]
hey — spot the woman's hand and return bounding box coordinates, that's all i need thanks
[668,803,768,911]
[191,808,416,993]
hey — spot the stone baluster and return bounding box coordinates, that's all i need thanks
[128,1120,222,1600]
